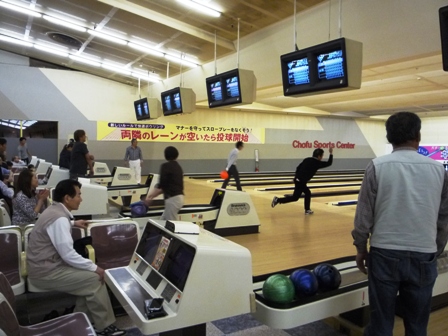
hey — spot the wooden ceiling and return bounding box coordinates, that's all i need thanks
[0,0,447,119]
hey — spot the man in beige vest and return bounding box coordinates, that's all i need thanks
[26,179,126,336]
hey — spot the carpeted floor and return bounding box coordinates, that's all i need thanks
[116,313,346,336]
[17,285,347,335]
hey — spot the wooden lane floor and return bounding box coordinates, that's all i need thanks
[184,177,357,277]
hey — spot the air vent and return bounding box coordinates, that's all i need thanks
[46,32,83,50]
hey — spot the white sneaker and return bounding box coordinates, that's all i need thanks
[305,210,314,215]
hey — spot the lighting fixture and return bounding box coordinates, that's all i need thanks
[176,0,221,17]
[0,35,33,47]
[34,44,69,57]
[127,42,164,57]
[102,63,132,75]
[69,55,101,67]
[131,72,161,83]
[0,1,41,17]
[43,15,86,32]
[165,54,198,68]
[88,30,127,45]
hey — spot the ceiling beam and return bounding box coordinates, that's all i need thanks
[98,0,235,51]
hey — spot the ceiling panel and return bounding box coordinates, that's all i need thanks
[0,0,447,119]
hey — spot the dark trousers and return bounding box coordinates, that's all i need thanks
[221,165,242,191]
[69,173,87,180]
[277,179,311,210]
[365,247,437,336]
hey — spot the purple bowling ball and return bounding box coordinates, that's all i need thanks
[130,201,148,217]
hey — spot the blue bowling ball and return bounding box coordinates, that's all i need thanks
[290,269,318,297]
[313,263,341,292]
[130,201,148,217]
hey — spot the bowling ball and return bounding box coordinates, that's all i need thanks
[313,263,341,291]
[262,274,295,304]
[290,269,318,297]
[130,201,148,217]
[220,170,229,179]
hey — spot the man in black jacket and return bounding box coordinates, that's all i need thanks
[272,147,333,214]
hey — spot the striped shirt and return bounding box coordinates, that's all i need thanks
[124,146,143,161]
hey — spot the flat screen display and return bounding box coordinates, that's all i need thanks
[134,98,150,120]
[208,80,222,102]
[173,92,181,110]
[287,58,310,85]
[163,95,173,113]
[280,38,357,96]
[45,167,52,180]
[206,68,252,108]
[225,76,240,98]
[136,222,196,291]
[161,88,184,116]
[317,50,344,80]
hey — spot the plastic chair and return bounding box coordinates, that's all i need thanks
[0,226,25,295]
[0,203,12,227]
[87,221,139,269]
[0,272,96,336]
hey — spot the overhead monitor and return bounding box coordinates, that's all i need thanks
[134,98,150,121]
[161,87,196,116]
[206,68,256,108]
[133,97,162,120]
[280,38,363,97]
[440,5,448,71]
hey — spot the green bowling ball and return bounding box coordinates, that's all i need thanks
[262,274,295,304]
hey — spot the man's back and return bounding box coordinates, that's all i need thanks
[296,155,333,182]
[371,149,445,253]
[70,142,88,175]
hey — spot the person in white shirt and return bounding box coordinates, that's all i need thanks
[123,138,143,184]
[221,141,244,191]
[26,179,126,336]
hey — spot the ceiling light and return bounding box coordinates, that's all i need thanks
[176,0,221,17]
[88,30,127,45]
[43,15,86,32]
[0,1,41,17]
[34,44,69,57]
[132,68,160,78]
[0,34,33,47]
[128,42,164,57]
[131,72,160,83]
[102,63,132,75]
[69,55,101,67]
[165,54,198,68]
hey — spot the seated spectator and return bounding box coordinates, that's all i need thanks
[26,179,126,336]
[12,156,26,165]
[0,172,13,199]
[0,153,7,169]
[0,155,9,174]
[12,169,49,228]
[0,172,14,216]
[59,143,73,169]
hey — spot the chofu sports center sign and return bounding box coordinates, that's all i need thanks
[292,140,356,149]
